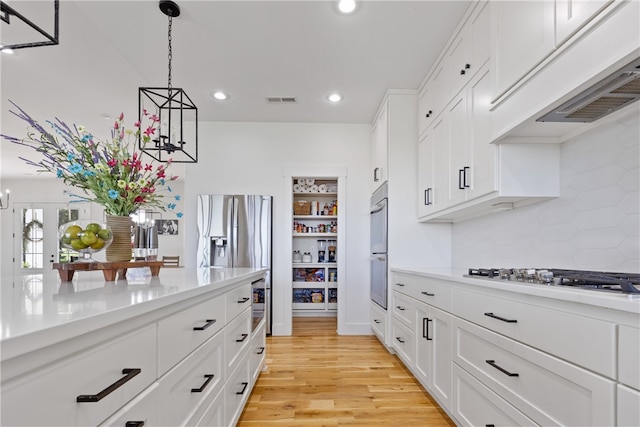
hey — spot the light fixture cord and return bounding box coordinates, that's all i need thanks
[167,14,173,95]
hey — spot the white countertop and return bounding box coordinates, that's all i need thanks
[0,267,265,361]
[391,267,640,314]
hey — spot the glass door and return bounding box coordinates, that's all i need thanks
[13,203,84,275]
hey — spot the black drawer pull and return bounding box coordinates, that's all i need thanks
[237,297,250,304]
[374,319,381,324]
[486,360,519,377]
[423,318,432,341]
[193,319,217,331]
[396,306,406,311]
[396,337,405,344]
[421,291,435,297]
[126,422,145,427]
[236,381,249,395]
[191,374,214,393]
[236,333,249,343]
[484,312,517,323]
[486,425,495,427]
[257,346,265,355]
[77,368,141,402]
[395,283,405,287]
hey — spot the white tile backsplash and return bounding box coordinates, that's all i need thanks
[452,113,640,273]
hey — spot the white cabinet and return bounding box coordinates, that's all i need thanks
[618,325,640,390]
[371,102,388,190]
[491,0,556,101]
[370,301,387,342]
[250,320,266,383]
[415,302,452,409]
[391,317,414,366]
[617,384,640,427]
[224,351,252,427]
[417,116,449,217]
[291,178,340,316]
[555,0,612,45]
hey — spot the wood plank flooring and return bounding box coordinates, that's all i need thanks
[238,317,455,426]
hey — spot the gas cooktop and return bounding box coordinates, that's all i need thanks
[466,268,640,295]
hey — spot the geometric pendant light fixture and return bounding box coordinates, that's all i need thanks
[139,0,198,163]
[0,0,60,51]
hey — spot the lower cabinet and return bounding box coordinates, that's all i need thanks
[370,301,387,343]
[617,384,640,427]
[224,351,252,427]
[250,320,267,383]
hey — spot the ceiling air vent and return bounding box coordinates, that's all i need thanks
[265,97,297,104]
[537,57,640,123]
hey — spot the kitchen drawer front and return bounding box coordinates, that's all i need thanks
[225,307,252,375]
[453,288,616,378]
[617,384,640,427]
[618,325,640,390]
[226,283,252,322]
[392,291,415,329]
[370,300,387,342]
[156,330,225,427]
[192,388,224,427]
[158,294,225,374]
[392,318,415,366]
[452,364,538,427]
[99,382,160,427]
[1,324,157,427]
[225,351,252,427]
[411,276,453,312]
[391,272,417,297]
[453,317,615,427]
[250,320,267,383]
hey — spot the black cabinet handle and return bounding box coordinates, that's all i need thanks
[486,360,519,377]
[486,425,495,427]
[421,291,435,297]
[396,306,406,311]
[395,283,405,287]
[463,166,470,188]
[236,333,249,343]
[191,374,215,393]
[465,63,471,69]
[396,337,405,344]
[257,346,265,355]
[423,318,432,341]
[77,368,141,402]
[460,69,466,75]
[484,312,518,323]
[458,169,465,189]
[374,167,380,182]
[374,319,381,324]
[237,297,250,304]
[236,382,249,395]
[424,188,433,206]
[126,422,145,427]
[425,109,433,118]
[193,319,217,331]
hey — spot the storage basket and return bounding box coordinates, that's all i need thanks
[294,200,311,215]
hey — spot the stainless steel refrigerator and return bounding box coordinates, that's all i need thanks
[196,194,272,334]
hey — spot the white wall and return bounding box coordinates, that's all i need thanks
[183,121,371,336]
[452,110,639,272]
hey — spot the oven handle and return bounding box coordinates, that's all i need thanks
[370,203,386,215]
[370,255,387,261]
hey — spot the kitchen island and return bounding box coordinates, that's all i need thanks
[379,267,640,427]
[1,266,267,426]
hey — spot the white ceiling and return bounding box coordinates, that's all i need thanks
[1,0,470,178]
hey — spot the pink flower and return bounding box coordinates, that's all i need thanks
[134,121,141,128]
[143,109,149,116]
[149,114,160,123]
[144,164,152,171]
[143,126,156,136]
[107,158,118,167]
[114,121,119,129]
[118,112,124,121]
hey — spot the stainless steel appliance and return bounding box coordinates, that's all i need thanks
[370,183,388,309]
[197,194,273,334]
[466,268,640,294]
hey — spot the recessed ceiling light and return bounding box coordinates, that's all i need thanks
[336,0,358,15]
[212,91,229,101]
[327,93,343,103]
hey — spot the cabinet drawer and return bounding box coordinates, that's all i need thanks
[225,351,252,427]
[391,272,415,296]
[617,384,640,427]
[393,272,453,312]
[392,292,415,329]
[453,288,615,377]
[370,301,387,342]
[391,319,414,366]
[250,320,267,383]
[453,317,615,426]
[227,283,252,322]
[157,330,225,427]
[1,325,157,427]
[193,388,224,427]
[158,294,225,374]
[452,364,538,427]
[99,382,160,427]
[225,307,252,375]
[618,325,640,389]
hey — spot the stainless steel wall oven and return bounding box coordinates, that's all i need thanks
[370,183,388,309]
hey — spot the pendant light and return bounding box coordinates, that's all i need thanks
[0,0,59,51]
[139,0,198,163]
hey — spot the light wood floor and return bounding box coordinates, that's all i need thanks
[237,317,455,426]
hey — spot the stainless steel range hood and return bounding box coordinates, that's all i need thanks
[537,57,640,123]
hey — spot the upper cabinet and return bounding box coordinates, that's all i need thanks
[555,0,612,45]
[371,102,389,192]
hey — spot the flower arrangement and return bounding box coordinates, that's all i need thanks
[1,101,183,218]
